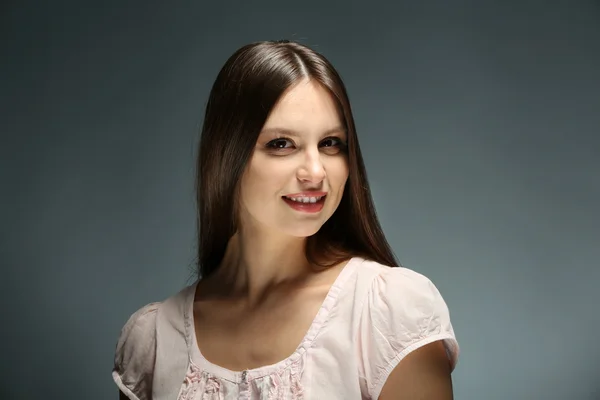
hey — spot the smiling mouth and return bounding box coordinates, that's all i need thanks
[282,195,325,203]
[281,194,327,213]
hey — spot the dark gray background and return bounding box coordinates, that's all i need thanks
[2,1,599,399]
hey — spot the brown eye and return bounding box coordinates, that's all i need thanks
[320,138,339,147]
[265,137,295,153]
[320,137,346,153]
[266,138,293,149]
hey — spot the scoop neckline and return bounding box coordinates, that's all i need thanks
[184,256,362,383]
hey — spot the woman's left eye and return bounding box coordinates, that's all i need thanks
[320,137,342,147]
[320,137,347,154]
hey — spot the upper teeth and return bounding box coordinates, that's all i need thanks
[285,196,323,203]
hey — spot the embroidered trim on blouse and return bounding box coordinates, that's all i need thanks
[179,357,305,400]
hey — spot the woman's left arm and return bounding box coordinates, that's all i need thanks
[378,340,453,400]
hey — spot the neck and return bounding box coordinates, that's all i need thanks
[214,226,314,305]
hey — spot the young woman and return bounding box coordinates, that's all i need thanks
[113,40,460,399]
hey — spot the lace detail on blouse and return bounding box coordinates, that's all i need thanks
[266,357,304,400]
[179,362,223,400]
[178,356,305,400]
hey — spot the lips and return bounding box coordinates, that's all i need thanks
[281,192,327,213]
[282,191,327,199]
[283,195,324,203]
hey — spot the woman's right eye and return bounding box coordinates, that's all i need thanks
[266,138,294,149]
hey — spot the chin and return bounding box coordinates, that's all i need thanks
[286,228,321,239]
[283,222,324,239]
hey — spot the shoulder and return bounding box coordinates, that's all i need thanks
[112,302,161,400]
[112,283,197,400]
[355,259,460,399]
[361,260,451,319]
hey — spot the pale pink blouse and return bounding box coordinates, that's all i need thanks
[112,257,460,399]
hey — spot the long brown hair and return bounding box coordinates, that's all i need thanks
[196,40,399,278]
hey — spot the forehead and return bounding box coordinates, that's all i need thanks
[262,79,342,134]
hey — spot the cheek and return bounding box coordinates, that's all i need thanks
[242,157,288,200]
[328,158,349,188]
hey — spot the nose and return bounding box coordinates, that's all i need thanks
[297,149,326,184]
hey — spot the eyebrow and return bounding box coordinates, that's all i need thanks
[260,126,347,137]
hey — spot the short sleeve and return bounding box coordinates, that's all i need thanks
[357,267,460,399]
[112,302,161,400]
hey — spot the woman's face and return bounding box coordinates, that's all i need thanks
[238,79,349,238]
